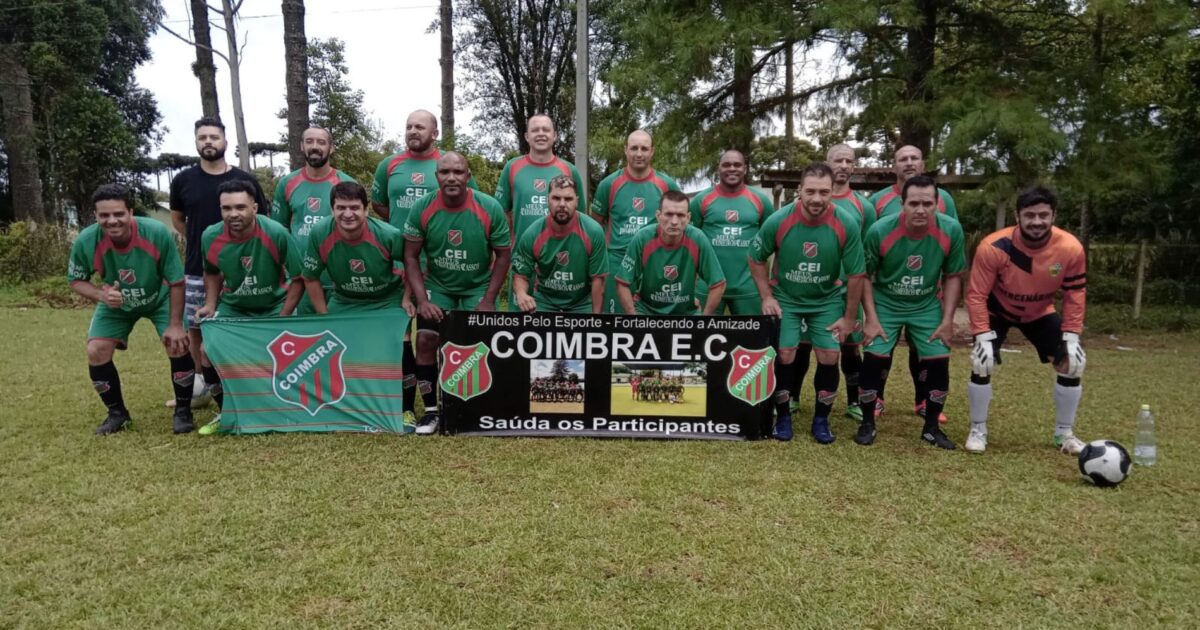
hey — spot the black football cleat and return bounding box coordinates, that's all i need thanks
[854,421,877,446]
[921,427,957,450]
[95,409,132,436]
[172,407,195,434]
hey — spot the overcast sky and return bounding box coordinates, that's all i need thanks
[137,0,466,158]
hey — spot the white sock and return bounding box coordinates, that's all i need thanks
[1054,382,1082,436]
[967,381,991,429]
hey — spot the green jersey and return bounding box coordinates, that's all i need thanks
[403,189,511,295]
[869,184,958,220]
[372,148,478,229]
[303,216,407,304]
[831,188,877,238]
[591,168,680,256]
[67,217,184,313]
[272,168,357,240]
[750,204,865,309]
[496,155,587,241]
[864,212,966,314]
[688,184,775,298]
[616,224,726,315]
[201,215,302,312]
[512,214,608,312]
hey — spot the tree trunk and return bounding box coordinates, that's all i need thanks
[901,0,937,155]
[784,40,794,144]
[1079,195,1091,252]
[191,0,221,119]
[731,42,754,156]
[282,0,309,169]
[220,0,250,171]
[0,50,47,224]
[439,0,456,144]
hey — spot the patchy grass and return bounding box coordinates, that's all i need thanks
[2,306,1198,627]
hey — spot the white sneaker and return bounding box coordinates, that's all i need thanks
[1055,433,1085,455]
[964,426,988,453]
[415,411,440,435]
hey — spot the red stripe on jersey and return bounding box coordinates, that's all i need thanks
[832,188,864,215]
[532,215,590,259]
[284,168,342,202]
[420,190,491,235]
[876,185,900,211]
[508,155,570,188]
[94,221,160,279]
[609,167,667,212]
[336,224,390,259]
[318,230,340,263]
[879,222,907,259]
[775,209,807,251]
[700,189,722,215]
[254,224,282,265]
[826,209,847,247]
[385,149,441,178]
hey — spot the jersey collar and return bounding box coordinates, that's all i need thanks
[224,216,261,243]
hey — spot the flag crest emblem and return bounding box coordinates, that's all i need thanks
[411,172,425,185]
[307,197,321,212]
[803,242,819,258]
[727,346,776,406]
[350,258,366,273]
[269,330,347,416]
[118,268,136,284]
[907,255,923,271]
[556,250,569,266]
[448,230,463,246]
[663,264,679,280]
[632,197,646,211]
[440,342,493,400]
[241,256,253,271]
[726,209,739,224]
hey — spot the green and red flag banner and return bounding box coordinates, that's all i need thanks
[201,312,410,434]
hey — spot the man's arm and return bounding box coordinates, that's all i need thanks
[930,274,962,347]
[171,210,187,238]
[616,283,637,315]
[163,283,189,356]
[196,272,223,319]
[589,276,605,313]
[280,280,304,316]
[304,278,329,314]
[701,281,725,316]
[512,275,537,312]
[478,248,512,310]
[860,280,886,345]
[748,259,780,317]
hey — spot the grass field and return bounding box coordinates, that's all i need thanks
[3,305,1199,627]
[609,384,707,417]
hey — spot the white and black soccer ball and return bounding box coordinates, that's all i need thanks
[1078,440,1131,487]
[191,374,213,409]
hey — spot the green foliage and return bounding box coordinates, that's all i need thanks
[749,136,822,183]
[0,221,72,283]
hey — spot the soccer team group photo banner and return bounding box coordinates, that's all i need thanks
[202,312,410,434]
[438,311,780,440]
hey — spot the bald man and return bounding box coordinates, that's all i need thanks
[403,151,511,435]
[868,144,958,424]
[591,130,681,313]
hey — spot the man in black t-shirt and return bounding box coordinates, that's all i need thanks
[168,117,269,412]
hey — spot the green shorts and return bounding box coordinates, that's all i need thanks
[328,292,404,314]
[863,303,950,359]
[602,252,625,313]
[535,297,593,314]
[215,300,283,319]
[418,289,485,332]
[843,303,866,345]
[294,284,332,316]
[88,301,171,349]
[779,301,844,351]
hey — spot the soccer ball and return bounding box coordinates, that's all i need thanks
[1078,440,1131,487]
[191,374,213,409]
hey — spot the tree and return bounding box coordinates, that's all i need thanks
[456,0,579,155]
[551,359,571,381]
[0,50,44,223]
[439,0,456,143]
[190,0,220,118]
[282,0,309,169]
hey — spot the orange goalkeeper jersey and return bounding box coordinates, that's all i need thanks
[967,226,1086,334]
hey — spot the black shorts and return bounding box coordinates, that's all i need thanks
[989,312,1066,366]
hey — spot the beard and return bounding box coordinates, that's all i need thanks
[305,152,330,168]
[199,145,226,162]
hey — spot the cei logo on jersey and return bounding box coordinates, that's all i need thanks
[411,172,425,185]
[803,242,819,258]
[1049,262,1063,277]
[534,178,547,192]
[725,209,739,224]
[269,330,347,416]
[632,197,646,212]
[349,258,366,273]
[663,265,679,280]
[448,230,463,246]
[556,251,570,266]
[119,268,136,284]
[307,197,321,212]
[241,256,253,271]
[440,341,492,400]
[907,255,923,271]
[727,346,776,406]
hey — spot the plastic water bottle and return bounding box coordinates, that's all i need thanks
[1134,404,1156,466]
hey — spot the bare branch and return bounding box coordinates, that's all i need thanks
[158,19,230,63]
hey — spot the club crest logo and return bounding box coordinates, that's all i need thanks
[241,256,253,271]
[663,264,679,280]
[803,242,819,258]
[1049,262,1063,277]
[349,258,366,273]
[411,172,425,185]
[534,178,547,192]
[725,209,739,224]
[907,255,923,271]
[307,197,321,212]
[727,346,777,406]
[440,342,493,400]
[556,250,570,266]
[632,197,646,212]
[269,330,347,416]
[118,268,136,285]
[448,230,463,246]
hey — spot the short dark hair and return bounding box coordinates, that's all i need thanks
[194,116,225,133]
[548,175,576,191]
[217,179,256,198]
[661,190,690,207]
[799,162,834,184]
[92,183,132,209]
[1015,185,1057,213]
[330,181,369,208]
[901,175,938,202]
